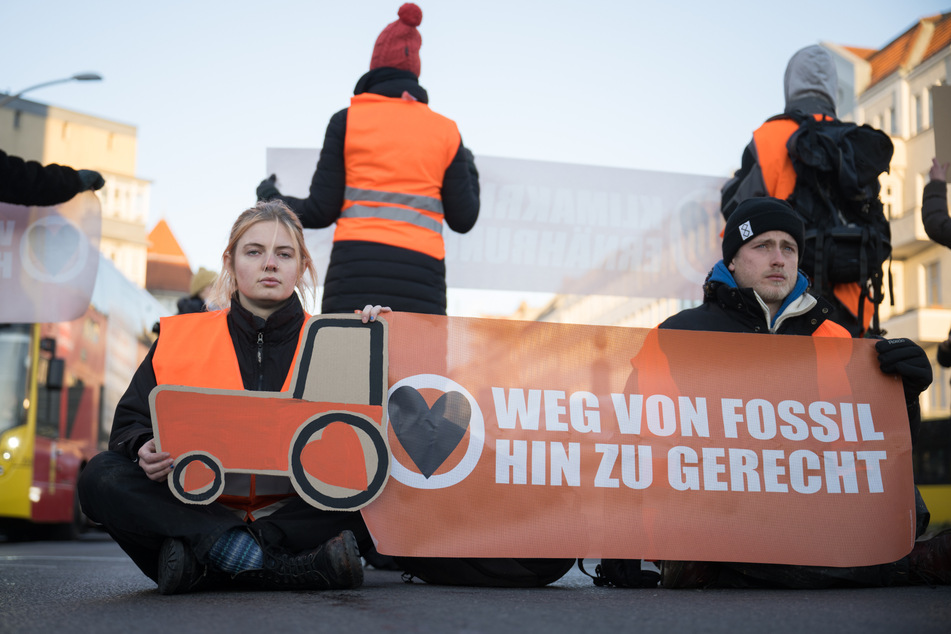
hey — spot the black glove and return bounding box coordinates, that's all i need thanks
[937,328,951,368]
[77,169,105,191]
[875,338,933,403]
[463,147,479,182]
[256,174,281,201]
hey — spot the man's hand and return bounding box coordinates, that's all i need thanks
[875,338,933,403]
[137,438,173,482]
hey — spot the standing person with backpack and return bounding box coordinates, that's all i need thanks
[721,45,893,337]
[256,3,480,317]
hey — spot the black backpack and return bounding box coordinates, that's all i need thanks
[783,111,894,335]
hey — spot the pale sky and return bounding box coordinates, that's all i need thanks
[3,0,948,314]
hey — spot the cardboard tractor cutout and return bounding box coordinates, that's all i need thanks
[149,315,389,511]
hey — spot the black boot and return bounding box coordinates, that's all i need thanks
[659,560,720,589]
[908,529,951,585]
[157,538,210,595]
[236,530,364,590]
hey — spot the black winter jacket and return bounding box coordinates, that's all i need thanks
[921,179,950,248]
[0,149,84,206]
[108,294,305,460]
[660,276,839,336]
[275,68,480,315]
[660,270,924,462]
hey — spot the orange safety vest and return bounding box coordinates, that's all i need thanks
[152,310,308,518]
[753,114,873,333]
[752,113,831,200]
[337,92,461,260]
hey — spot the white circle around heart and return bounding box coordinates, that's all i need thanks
[387,374,484,489]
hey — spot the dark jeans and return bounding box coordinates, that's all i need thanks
[78,450,371,582]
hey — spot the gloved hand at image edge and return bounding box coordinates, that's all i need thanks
[875,338,933,403]
[937,329,951,368]
[77,169,105,191]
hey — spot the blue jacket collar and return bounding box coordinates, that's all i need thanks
[709,260,810,326]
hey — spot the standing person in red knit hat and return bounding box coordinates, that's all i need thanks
[258,3,480,317]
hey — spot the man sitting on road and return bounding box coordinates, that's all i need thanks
[629,197,949,589]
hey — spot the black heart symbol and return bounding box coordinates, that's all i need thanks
[26,222,81,275]
[388,386,471,478]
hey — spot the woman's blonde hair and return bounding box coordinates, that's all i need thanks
[207,200,318,311]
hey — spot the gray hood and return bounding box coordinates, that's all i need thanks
[783,45,837,112]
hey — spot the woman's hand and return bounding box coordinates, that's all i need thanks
[137,438,173,482]
[356,305,392,323]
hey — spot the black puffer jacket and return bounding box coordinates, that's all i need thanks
[921,179,950,248]
[660,264,841,336]
[108,294,305,460]
[0,149,84,206]
[274,68,480,315]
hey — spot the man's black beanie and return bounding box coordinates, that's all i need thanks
[722,197,805,264]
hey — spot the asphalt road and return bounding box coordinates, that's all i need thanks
[1,531,949,634]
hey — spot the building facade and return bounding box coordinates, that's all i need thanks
[828,11,951,419]
[0,96,151,287]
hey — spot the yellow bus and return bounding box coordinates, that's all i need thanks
[0,256,167,539]
[915,416,951,531]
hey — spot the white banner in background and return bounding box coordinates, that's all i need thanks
[266,149,726,300]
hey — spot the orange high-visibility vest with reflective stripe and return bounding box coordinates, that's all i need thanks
[152,310,308,518]
[337,93,461,260]
[752,113,833,200]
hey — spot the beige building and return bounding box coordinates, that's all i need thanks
[0,96,151,287]
[828,11,951,419]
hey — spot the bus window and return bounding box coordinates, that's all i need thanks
[0,325,31,437]
[35,355,60,439]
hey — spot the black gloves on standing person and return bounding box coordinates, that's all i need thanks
[875,338,933,403]
[257,174,281,201]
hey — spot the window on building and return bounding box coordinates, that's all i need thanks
[914,95,923,134]
[883,184,894,219]
[929,86,936,128]
[929,363,949,412]
[887,107,896,135]
[925,260,941,306]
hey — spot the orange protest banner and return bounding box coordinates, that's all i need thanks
[363,313,914,567]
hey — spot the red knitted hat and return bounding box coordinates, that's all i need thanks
[370,3,423,77]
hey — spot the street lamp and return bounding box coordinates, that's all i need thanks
[0,73,103,108]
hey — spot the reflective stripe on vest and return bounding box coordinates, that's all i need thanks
[752,113,833,201]
[339,92,461,259]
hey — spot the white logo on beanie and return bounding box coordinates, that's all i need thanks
[739,220,753,241]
